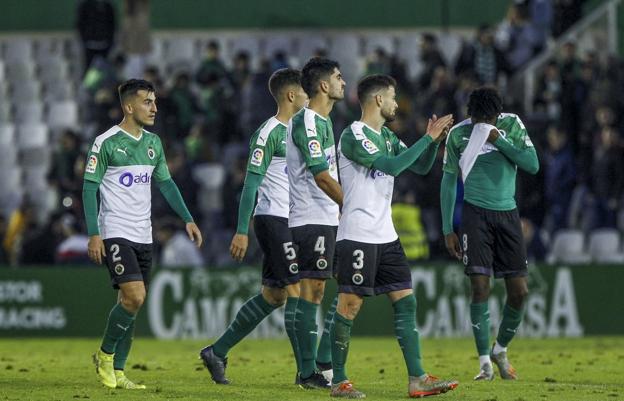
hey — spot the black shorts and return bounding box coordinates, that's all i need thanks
[103,238,152,289]
[291,224,337,279]
[254,215,300,288]
[460,202,528,279]
[335,239,412,296]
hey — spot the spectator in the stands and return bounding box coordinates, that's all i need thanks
[543,125,576,233]
[155,220,205,268]
[496,3,540,71]
[55,214,90,265]
[534,61,562,121]
[0,216,7,265]
[196,40,229,87]
[169,71,200,139]
[120,0,152,79]
[417,33,446,90]
[76,0,116,73]
[455,24,509,85]
[590,127,623,229]
[49,130,83,199]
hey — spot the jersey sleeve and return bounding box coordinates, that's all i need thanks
[508,114,534,149]
[83,140,109,183]
[388,129,409,155]
[153,136,171,182]
[246,129,276,176]
[442,129,460,174]
[341,128,383,169]
[292,114,329,168]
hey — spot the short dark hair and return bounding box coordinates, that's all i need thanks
[301,57,340,98]
[268,68,302,100]
[467,86,503,121]
[118,79,155,104]
[357,74,397,103]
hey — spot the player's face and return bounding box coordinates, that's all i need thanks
[292,85,309,110]
[327,68,346,101]
[131,90,157,126]
[379,86,398,122]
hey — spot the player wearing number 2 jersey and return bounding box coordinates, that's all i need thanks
[198,69,309,385]
[329,75,458,399]
[83,79,202,390]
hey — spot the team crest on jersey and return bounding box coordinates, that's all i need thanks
[386,140,392,152]
[308,140,322,158]
[361,139,379,154]
[147,147,156,160]
[114,264,125,275]
[289,263,299,274]
[86,155,97,174]
[251,148,264,166]
[316,257,328,270]
[352,273,364,285]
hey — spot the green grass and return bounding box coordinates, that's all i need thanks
[1,337,623,401]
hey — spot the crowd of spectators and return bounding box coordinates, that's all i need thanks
[4,0,620,268]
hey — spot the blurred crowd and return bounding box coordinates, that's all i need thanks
[4,0,622,268]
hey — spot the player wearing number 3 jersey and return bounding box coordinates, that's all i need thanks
[83,79,202,390]
[329,74,458,399]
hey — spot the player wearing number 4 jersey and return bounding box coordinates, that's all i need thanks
[329,74,458,399]
[199,69,309,385]
[440,87,539,382]
[83,79,202,390]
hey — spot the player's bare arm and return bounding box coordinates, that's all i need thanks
[313,170,343,207]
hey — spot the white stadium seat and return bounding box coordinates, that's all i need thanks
[17,122,48,149]
[15,101,44,123]
[546,229,591,264]
[4,38,33,63]
[0,123,15,147]
[5,60,36,82]
[46,100,78,130]
[588,229,624,263]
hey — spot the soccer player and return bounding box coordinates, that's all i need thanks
[329,74,458,399]
[440,86,539,381]
[83,79,202,389]
[287,57,345,389]
[198,68,308,384]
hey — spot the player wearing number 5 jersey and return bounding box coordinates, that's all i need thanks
[440,87,539,382]
[198,69,309,385]
[330,75,458,399]
[83,79,202,390]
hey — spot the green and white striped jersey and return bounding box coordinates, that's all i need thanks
[246,116,289,218]
[84,125,170,244]
[337,121,407,243]
[286,108,339,227]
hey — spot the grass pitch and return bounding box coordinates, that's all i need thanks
[1,337,622,401]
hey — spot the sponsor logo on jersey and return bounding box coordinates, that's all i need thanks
[352,273,364,285]
[369,169,387,179]
[147,147,156,159]
[308,140,322,158]
[119,171,151,187]
[116,147,128,156]
[114,264,125,275]
[306,127,317,137]
[361,139,379,154]
[250,148,264,166]
[86,155,97,174]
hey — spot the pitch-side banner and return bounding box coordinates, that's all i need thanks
[0,265,620,337]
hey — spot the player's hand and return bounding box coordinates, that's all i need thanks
[230,233,249,262]
[186,222,203,248]
[426,114,454,143]
[87,235,106,265]
[487,128,500,143]
[444,233,462,260]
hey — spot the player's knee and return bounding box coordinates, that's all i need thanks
[263,289,287,307]
[507,288,528,309]
[340,300,362,320]
[471,283,490,303]
[121,294,145,312]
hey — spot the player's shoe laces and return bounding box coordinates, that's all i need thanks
[408,374,459,398]
[115,370,146,389]
[199,345,230,384]
[473,363,494,381]
[330,380,366,398]
[490,348,517,380]
[317,361,334,383]
[92,349,116,389]
[300,371,331,389]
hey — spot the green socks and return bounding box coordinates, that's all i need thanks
[101,303,136,355]
[295,299,319,379]
[393,295,425,377]
[213,294,276,358]
[470,302,491,356]
[316,295,338,365]
[497,304,523,347]
[113,320,135,370]
[284,297,302,372]
[330,312,353,384]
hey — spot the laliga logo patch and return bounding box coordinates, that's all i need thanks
[114,264,125,275]
[308,140,322,158]
[250,148,264,166]
[86,155,97,174]
[147,147,156,160]
[352,273,364,285]
[316,257,328,270]
[361,139,379,154]
[289,263,299,274]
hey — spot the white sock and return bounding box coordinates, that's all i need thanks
[492,341,507,355]
[479,355,491,367]
[418,373,428,380]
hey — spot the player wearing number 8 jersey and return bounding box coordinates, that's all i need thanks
[198,69,309,385]
[440,87,539,381]
[83,79,202,390]
[329,74,458,399]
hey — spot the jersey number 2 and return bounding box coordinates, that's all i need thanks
[110,244,122,262]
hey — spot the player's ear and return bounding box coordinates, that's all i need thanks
[319,80,329,94]
[287,90,295,103]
